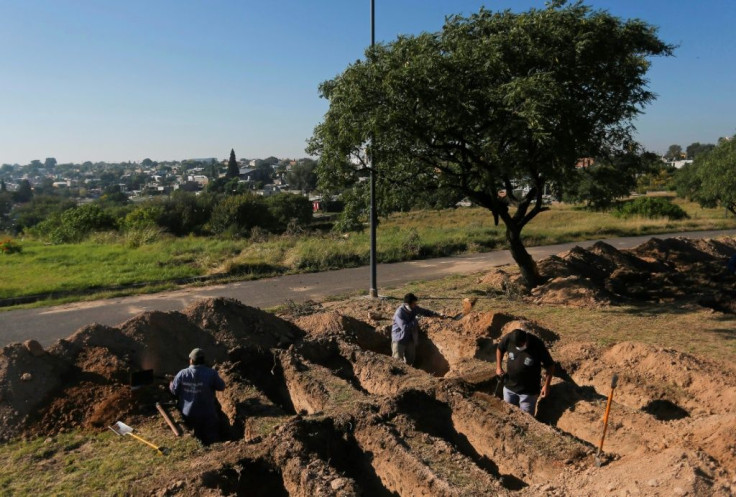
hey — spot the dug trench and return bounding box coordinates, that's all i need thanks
[1,235,736,495]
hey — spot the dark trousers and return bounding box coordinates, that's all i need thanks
[184,414,220,445]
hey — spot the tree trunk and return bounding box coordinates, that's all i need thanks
[506,223,540,289]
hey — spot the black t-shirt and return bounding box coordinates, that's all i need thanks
[498,333,554,395]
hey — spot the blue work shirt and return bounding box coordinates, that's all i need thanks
[170,365,226,418]
[391,304,438,343]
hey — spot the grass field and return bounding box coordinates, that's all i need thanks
[1,197,734,306]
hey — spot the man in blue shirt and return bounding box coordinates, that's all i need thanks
[170,348,226,445]
[392,293,447,366]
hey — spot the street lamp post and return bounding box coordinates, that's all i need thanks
[369,0,378,298]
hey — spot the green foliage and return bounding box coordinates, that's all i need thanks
[31,204,118,243]
[563,152,647,210]
[13,179,33,203]
[665,144,683,160]
[676,137,736,216]
[613,196,689,220]
[122,203,165,231]
[685,142,715,160]
[265,193,313,231]
[0,236,22,254]
[124,225,165,248]
[155,191,217,235]
[286,159,318,192]
[16,196,82,230]
[308,2,672,286]
[208,193,272,236]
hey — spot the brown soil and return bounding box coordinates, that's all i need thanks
[2,237,736,496]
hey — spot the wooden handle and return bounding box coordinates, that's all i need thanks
[156,402,181,437]
[598,379,617,453]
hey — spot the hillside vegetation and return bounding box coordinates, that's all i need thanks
[1,197,734,306]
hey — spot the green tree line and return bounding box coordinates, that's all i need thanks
[2,189,313,244]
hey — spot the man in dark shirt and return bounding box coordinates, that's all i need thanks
[496,329,555,416]
[170,348,226,445]
[391,293,447,366]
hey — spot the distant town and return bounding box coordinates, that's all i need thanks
[0,154,319,202]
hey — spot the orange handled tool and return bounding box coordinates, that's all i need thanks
[596,373,618,467]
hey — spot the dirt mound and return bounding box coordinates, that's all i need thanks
[0,341,71,441]
[532,236,736,310]
[294,311,389,354]
[633,236,736,266]
[184,297,302,350]
[478,268,525,294]
[532,275,615,307]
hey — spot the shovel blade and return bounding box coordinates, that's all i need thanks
[110,421,134,436]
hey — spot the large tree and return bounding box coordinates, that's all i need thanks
[685,142,715,160]
[665,144,683,161]
[308,1,672,287]
[676,136,736,216]
[286,159,318,193]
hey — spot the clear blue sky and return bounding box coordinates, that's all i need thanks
[1,0,734,165]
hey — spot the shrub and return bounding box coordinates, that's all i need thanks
[613,197,689,220]
[0,237,22,254]
[265,194,313,232]
[29,204,118,243]
[208,194,272,236]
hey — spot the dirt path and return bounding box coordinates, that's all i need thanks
[2,229,735,347]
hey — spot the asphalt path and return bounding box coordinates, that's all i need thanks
[2,229,735,347]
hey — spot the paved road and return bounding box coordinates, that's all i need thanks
[2,229,735,347]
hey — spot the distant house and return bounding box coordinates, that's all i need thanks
[257,184,281,197]
[188,175,209,186]
[238,167,256,180]
[664,159,693,169]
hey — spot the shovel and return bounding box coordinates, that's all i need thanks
[595,373,618,467]
[109,421,166,455]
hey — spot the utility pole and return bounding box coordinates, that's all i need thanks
[369,0,378,298]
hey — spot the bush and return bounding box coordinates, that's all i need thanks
[265,194,313,231]
[208,194,272,236]
[29,204,118,243]
[0,237,22,254]
[613,197,689,220]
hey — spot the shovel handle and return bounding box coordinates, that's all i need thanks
[127,433,164,454]
[598,374,618,454]
[156,402,181,437]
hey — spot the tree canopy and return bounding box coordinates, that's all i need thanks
[676,136,736,216]
[308,1,672,287]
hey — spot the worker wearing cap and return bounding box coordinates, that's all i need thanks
[391,293,447,366]
[170,348,226,445]
[496,329,556,416]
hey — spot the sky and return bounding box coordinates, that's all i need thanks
[1,0,734,165]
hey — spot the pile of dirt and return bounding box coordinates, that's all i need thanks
[527,236,736,310]
[184,297,303,350]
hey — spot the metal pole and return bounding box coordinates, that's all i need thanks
[369,0,378,298]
